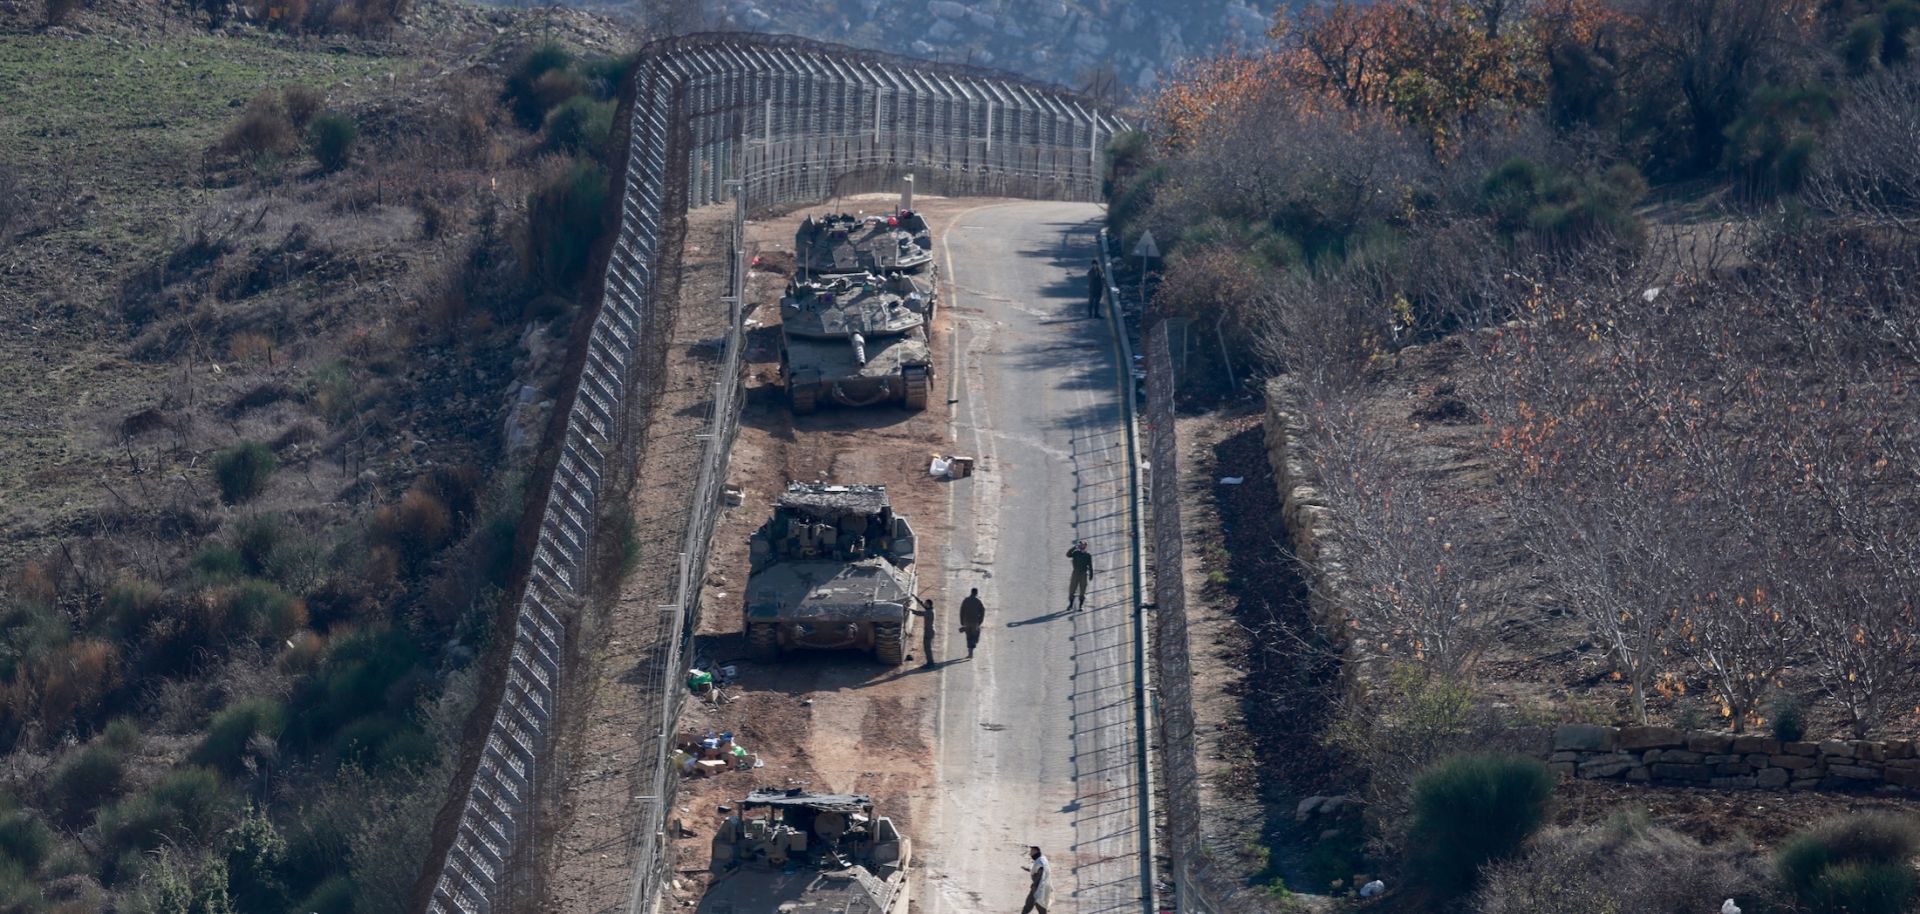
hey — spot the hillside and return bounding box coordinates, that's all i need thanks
[0,0,638,909]
[597,0,1288,92]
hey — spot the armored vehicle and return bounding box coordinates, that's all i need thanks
[780,272,934,414]
[796,210,933,276]
[701,789,910,914]
[745,484,917,664]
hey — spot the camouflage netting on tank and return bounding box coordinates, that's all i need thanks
[775,483,890,515]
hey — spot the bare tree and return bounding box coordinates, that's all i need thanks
[1807,63,1920,233]
[1303,403,1495,681]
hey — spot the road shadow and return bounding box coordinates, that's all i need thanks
[692,631,928,696]
[1006,606,1078,628]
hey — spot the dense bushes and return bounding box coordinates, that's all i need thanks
[95,768,236,880]
[526,159,611,295]
[47,722,137,827]
[503,44,582,130]
[211,441,277,505]
[1407,753,1553,898]
[1479,159,1647,248]
[544,96,615,158]
[1777,815,1920,914]
[1476,813,1776,914]
[191,698,288,775]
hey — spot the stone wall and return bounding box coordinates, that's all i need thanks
[1262,378,1346,635]
[1552,724,1920,793]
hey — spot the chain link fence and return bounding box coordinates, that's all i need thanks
[1145,319,1252,914]
[418,32,1129,914]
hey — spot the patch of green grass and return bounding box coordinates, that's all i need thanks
[0,34,403,255]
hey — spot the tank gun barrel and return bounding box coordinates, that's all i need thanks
[851,332,868,365]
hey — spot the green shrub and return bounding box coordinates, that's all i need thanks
[502,43,576,130]
[0,811,51,872]
[212,441,277,505]
[220,579,307,644]
[225,805,290,913]
[103,576,166,638]
[1778,814,1920,914]
[1407,753,1554,898]
[526,159,611,294]
[544,95,615,159]
[333,715,434,773]
[191,543,246,582]
[48,741,128,827]
[1846,17,1887,75]
[232,513,286,576]
[284,627,424,754]
[1771,693,1808,743]
[96,768,236,874]
[307,113,357,172]
[0,860,40,914]
[191,698,287,775]
[576,53,634,100]
[296,875,355,914]
[1803,862,1917,914]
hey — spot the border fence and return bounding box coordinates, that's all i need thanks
[1143,319,1245,914]
[418,32,1129,914]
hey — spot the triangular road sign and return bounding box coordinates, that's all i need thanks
[1132,230,1159,260]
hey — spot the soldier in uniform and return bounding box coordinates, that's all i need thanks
[1066,540,1094,609]
[958,588,986,658]
[913,597,937,666]
[1086,260,1104,318]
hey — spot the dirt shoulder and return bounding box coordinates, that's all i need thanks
[536,202,732,912]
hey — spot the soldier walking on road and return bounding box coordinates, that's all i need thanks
[959,588,986,659]
[913,598,936,666]
[1066,540,1094,610]
[1086,260,1104,319]
[1020,846,1054,914]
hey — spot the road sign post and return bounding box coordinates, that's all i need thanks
[1132,230,1159,309]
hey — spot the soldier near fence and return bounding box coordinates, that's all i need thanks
[1066,540,1094,609]
[912,598,937,666]
[958,588,986,659]
[1086,260,1104,318]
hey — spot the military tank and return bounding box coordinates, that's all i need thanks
[701,789,910,914]
[744,484,917,665]
[779,272,934,414]
[795,210,933,276]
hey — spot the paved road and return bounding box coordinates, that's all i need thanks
[921,202,1147,914]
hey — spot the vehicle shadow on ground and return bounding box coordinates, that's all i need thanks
[694,631,936,695]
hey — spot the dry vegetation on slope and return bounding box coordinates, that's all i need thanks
[1113,0,1920,908]
[0,0,655,909]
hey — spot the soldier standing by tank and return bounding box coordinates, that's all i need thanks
[958,588,986,659]
[913,597,936,666]
[1066,540,1094,609]
[1086,259,1104,318]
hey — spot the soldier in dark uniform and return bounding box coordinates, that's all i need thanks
[1066,540,1094,609]
[912,597,936,666]
[1086,260,1104,318]
[958,588,986,658]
